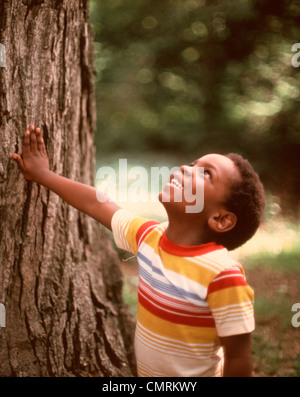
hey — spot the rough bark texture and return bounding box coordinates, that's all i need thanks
[0,0,135,377]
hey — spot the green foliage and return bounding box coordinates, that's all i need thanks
[90,0,300,213]
[244,246,300,273]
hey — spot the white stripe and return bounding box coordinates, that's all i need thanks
[211,273,245,284]
[137,360,168,377]
[136,330,217,360]
[186,255,224,274]
[206,249,238,268]
[210,266,244,283]
[214,313,254,325]
[112,210,136,253]
[211,301,254,313]
[213,308,254,321]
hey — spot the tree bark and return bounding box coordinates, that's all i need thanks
[0,0,135,377]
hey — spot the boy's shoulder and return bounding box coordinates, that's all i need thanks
[141,221,244,280]
[184,245,244,283]
[203,245,241,271]
[113,210,246,281]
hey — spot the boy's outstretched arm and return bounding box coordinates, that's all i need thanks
[12,125,120,230]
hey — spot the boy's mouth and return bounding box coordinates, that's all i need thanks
[170,174,184,190]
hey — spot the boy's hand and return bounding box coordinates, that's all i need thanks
[12,124,120,229]
[13,125,50,183]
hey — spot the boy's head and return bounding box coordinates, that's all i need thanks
[160,153,265,251]
[213,153,265,250]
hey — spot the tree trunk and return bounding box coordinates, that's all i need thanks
[0,0,135,377]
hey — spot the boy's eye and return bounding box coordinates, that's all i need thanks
[204,169,211,178]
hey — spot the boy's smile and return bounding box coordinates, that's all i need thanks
[169,172,184,191]
[161,165,204,213]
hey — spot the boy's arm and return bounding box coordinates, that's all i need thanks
[12,125,120,230]
[219,332,253,377]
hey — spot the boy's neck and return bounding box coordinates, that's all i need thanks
[165,218,208,247]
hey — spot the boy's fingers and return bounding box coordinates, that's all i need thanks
[36,127,47,155]
[30,124,37,152]
[12,154,25,173]
[41,138,47,155]
[23,129,30,154]
[36,127,42,147]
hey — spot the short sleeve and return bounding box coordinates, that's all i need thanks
[207,266,255,337]
[111,209,159,256]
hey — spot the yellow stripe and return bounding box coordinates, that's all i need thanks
[123,215,150,255]
[136,322,218,354]
[137,303,218,344]
[208,285,254,309]
[141,229,162,255]
[159,250,217,286]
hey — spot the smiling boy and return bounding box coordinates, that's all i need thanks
[13,125,265,377]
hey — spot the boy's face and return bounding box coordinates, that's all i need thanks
[159,153,240,217]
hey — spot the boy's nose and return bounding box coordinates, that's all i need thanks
[180,165,192,175]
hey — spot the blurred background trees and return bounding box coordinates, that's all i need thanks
[88,1,300,376]
[90,0,300,217]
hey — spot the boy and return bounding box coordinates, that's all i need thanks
[13,125,265,377]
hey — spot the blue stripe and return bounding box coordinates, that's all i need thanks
[138,252,164,277]
[137,251,202,302]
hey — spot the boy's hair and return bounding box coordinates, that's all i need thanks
[215,153,265,251]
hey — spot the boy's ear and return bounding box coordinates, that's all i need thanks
[207,211,237,234]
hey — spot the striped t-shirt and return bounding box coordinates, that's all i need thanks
[111,209,255,377]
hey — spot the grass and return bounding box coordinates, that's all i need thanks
[244,248,300,273]
[235,219,300,377]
